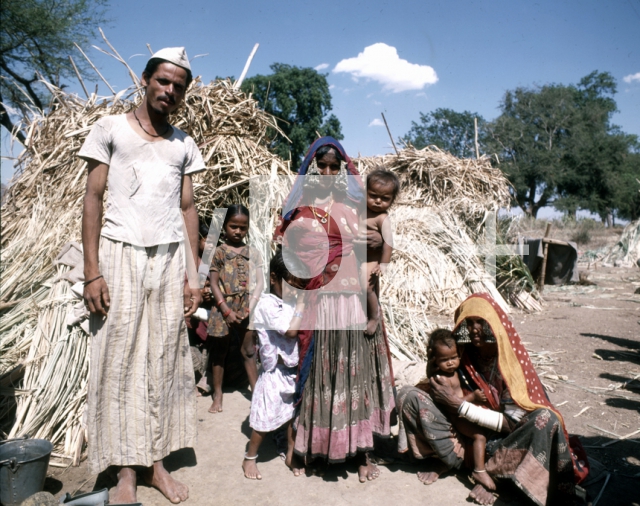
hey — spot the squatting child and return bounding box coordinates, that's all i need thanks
[360,169,400,335]
[242,249,307,480]
[427,329,496,491]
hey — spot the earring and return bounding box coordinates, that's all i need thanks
[335,160,348,192]
[482,321,496,343]
[454,322,471,343]
[303,158,321,188]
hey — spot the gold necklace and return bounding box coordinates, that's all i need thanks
[309,200,334,234]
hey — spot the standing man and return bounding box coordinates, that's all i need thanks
[80,47,204,504]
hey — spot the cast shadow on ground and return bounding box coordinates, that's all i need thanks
[581,332,640,351]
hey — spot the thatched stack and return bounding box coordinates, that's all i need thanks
[0,76,290,458]
[353,148,514,358]
[0,49,516,460]
[603,219,640,268]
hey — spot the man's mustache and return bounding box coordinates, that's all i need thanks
[157,95,175,105]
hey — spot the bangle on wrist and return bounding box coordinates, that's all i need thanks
[293,311,304,319]
[84,275,103,286]
[215,299,225,308]
[222,308,232,318]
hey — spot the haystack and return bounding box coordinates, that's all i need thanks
[0,57,290,459]
[1,45,521,462]
[602,219,640,268]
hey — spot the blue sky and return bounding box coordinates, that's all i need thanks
[2,0,640,198]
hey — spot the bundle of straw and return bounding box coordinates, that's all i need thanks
[355,146,512,216]
[1,39,520,458]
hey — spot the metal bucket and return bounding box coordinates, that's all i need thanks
[0,437,53,506]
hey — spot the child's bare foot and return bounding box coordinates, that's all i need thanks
[242,457,262,480]
[417,460,448,485]
[143,462,188,504]
[364,317,379,336]
[111,467,137,504]
[357,453,380,483]
[285,453,304,477]
[469,483,497,505]
[208,393,223,413]
[471,470,496,491]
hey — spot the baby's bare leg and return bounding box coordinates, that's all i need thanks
[362,261,380,335]
[455,418,496,491]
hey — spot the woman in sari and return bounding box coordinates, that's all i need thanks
[397,293,588,505]
[274,137,395,481]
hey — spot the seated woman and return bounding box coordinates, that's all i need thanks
[396,293,589,506]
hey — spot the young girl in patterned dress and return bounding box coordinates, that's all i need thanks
[208,204,263,413]
[242,249,307,480]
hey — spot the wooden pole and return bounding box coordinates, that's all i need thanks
[474,117,480,159]
[68,56,89,98]
[537,223,552,291]
[234,43,259,90]
[381,112,399,155]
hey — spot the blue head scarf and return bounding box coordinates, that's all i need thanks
[282,137,364,221]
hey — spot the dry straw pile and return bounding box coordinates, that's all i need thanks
[354,148,514,359]
[1,43,519,461]
[0,44,289,460]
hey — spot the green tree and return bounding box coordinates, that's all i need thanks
[402,108,485,158]
[610,145,640,222]
[241,63,342,170]
[1,0,108,144]
[556,72,634,224]
[485,84,576,217]
[486,71,636,221]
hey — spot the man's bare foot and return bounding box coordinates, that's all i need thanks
[111,467,137,504]
[143,461,188,504]
[471,470,496,491]
[364,317,379,336]
[469,484,497,505]
[416,460,448,485]
[242,457,262,480]
[208,393,223,413]
[285,453,304,477]
[357,453,380,483]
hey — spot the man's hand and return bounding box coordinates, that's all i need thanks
[353,229,383,250]
[429,375,464,411]
[84,278,111,317]
[473,389,488,404]
[183,284,202,317]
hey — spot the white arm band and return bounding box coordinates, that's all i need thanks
[458,401,504,432]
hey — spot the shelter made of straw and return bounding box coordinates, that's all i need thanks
[0,51,526,463]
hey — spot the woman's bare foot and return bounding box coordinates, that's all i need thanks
[364,317,379,336]
[143,461,188,504]
[242,458,262,480]
[111,467,137,504]
[417,460,448,485]
[208,392,223,413]
[285,453,304,477]
[357,453,380,483]
[469,483,497,505]
[471,470,496,491]
[308,459,328,477]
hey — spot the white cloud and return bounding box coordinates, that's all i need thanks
[315,63,329,71]
[623,72,640,84]
[334,43,438,93]
[369,118,384,127]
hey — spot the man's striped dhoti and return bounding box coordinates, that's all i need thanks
[87,237,196,474]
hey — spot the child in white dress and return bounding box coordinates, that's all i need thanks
[242,250,306,480]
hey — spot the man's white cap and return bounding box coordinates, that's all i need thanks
[149,47,191,72]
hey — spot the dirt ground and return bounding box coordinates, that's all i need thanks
[44,266,640,506]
